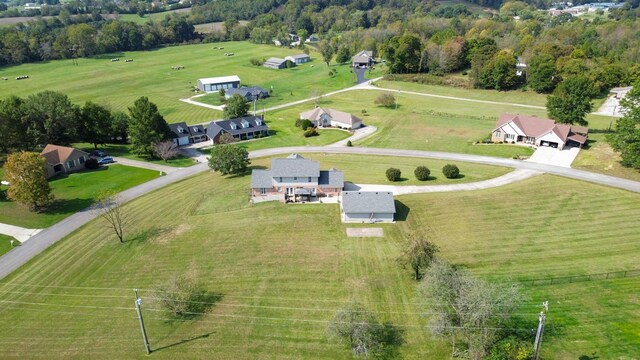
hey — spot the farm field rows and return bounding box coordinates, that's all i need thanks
[0,166,637,358]
[0,164,158,228]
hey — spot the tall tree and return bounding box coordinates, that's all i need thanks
[546,75,596,126]
[223,94,250,119]
[326,302,385,358]
[319,40,334,67]
[398,233,439,280]
[418,260,522,359]
[80,101,112,149]
[207,144,250,175]
[0,96,29,152]
[5,151,54,211]
[335,46,351,64]
[382,34,423,73]
[608,82,640,169]
[527,54,557,93]
[481,50,519,91]
[24,91,80,146]
[110,111,130,143]
[127,97,171,157]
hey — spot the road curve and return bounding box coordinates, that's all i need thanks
[1,146,638,280]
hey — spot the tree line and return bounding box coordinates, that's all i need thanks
[0,91,175,159]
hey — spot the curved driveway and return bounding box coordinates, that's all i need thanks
[0,145,639,280]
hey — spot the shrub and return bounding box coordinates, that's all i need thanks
[442,164,459,179]
[414,166,430,181]
[249,57,263,66]
[294,119,303,128]
[301,119,314,130]
[85,158,99,169]
[374,92,396,107]
[303,128,318,137]
[218,88,225,97]
[386,167,401,182]
[361,109,367,115]
[346,140,353,147]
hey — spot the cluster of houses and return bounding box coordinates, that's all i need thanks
[547,2,623,16]
[250,153,397,223]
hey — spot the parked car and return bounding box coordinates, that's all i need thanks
[90,150,107,158]
[97,157,114,165]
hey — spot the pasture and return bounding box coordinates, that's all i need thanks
[0,162,638,358]
[0,41,373,124]
[0,234,15,256]
[0,164,158,229]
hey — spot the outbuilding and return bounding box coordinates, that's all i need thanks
[341,191,396,223]
[197,75,241,92]
[285,54,311,64]
[263,57,289,69]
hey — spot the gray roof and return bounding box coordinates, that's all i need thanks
[318,169,344,188]
[188,124,205,135]
[225,86,269,98]
[251,169,274,188]
[206,116,269,138]
[271,154,320,178]
[287,53,310,59]
[168,122,190,139]
[264,57,287,65]
[341,191,396,214]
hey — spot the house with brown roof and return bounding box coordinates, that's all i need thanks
[299,108,363,130]
[40,144,90,178]
[250,154,343,203]
[492,114,588,150]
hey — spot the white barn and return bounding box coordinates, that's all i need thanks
[341,191,396,223]
[197,75,241,92]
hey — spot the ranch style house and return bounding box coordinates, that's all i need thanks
[492,113,588,150]
[250,154,343,203]
[40,144,90,179]
[169,122,208,146]
[299,108,363,130]
[206,116,270,144]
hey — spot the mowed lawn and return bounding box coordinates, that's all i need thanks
[251,154,512,186]
[0,165,158,228]
[0,234,16,256]
[0,41,376,124]
[0,169,638,358]
[267,90,543,157]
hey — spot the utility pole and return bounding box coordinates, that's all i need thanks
[134,289,151,355]
[533,300,548,360]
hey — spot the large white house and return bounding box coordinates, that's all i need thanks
[491,113,588,150]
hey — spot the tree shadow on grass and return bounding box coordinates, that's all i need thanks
[225,165,266,179]
[152,332,214,353]
[163,292,225,322]
[378,322,405,359]
[126,226,166,244]
[394,200,410,222]
[41,198,95,215]
[579,352,599,360]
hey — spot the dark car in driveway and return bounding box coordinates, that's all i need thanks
[90,150,107,158]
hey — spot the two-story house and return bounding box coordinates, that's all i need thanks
[250,154,344,203]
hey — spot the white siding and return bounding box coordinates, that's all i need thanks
[343,212,394,223]
[537,131,565,149]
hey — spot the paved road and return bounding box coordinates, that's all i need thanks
[0,163,208,280]
[249,146,640,193]
[345,169,541,195]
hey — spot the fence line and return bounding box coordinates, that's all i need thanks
[521,269,640,287]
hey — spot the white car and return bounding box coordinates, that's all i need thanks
[1,180,9,186]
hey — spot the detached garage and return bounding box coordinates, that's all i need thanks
[341,191,396,223]
[197,75,241,92]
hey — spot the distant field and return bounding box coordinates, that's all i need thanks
[0,164,158,228]
[0,41,373,124]
[118,8,191,24]
[194,21,250,34]
[0,168,637,358]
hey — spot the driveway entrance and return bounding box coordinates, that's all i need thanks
[527,146,580,168]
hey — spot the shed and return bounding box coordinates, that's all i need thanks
[263,58,289,69]
[197,75,241,92]
[285,54,311,64]
[341,191,396,223]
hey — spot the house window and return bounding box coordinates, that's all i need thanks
[308,177,311,182]
[505,134,515,140]
[260,188,267,195]
[79,156,85,164]
[294,177,297,180]
[495,131,501,138]
[67,160,75,168]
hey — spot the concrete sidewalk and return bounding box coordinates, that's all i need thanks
[344,169,541,195]
[0,223,42,242]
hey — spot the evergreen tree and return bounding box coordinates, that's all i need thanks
[127,97,170,157]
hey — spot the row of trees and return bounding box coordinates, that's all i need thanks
[0,91,177,160]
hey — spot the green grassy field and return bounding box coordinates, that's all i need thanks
[117,8,192,24]
[0,42,376,124]
[0,234,16,256]
[74,143,195,168]
[0,167,637,358]
[0,164,158,228]
[265,90,541,157]
[251,154,512,186]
